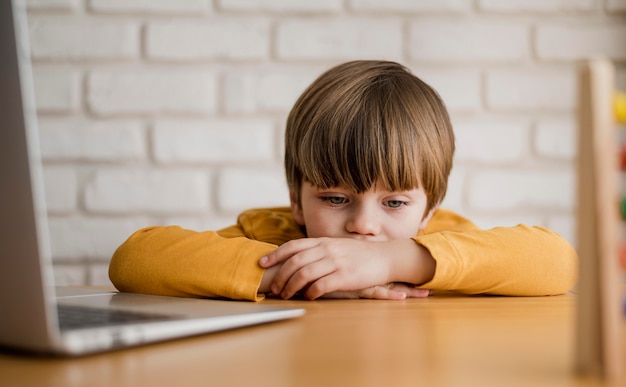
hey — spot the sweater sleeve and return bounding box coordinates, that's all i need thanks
[414,225,578,296]
[109,226,277,301]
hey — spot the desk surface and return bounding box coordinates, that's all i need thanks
[1,292,624,387]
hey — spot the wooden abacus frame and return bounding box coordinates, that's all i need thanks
[575,58,624,382]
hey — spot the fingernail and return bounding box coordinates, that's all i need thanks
[259,256,268,266]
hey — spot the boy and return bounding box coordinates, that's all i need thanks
[109,60,578,301]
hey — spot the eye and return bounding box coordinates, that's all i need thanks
[321,196,348,205]
[385,200,407,209]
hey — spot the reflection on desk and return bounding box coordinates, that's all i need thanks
[0,292,624,387]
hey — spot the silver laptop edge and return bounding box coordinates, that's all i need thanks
[0,0,62,354]
[0,0,303,356]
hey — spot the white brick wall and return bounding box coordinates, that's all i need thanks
[486,68,576,111]
[33,69,79,112]
[26,0,625,286]
[153,120,276,163]
[89,0,211,14]
[453,119,528,163]
[277,19,403,60]
[87,70,218,115]
[84,169,211,213]
[408,20,529,63]
[39,119,147,161]
[29,18,140,60]
[146,20,270,60]
[536,24,626,61]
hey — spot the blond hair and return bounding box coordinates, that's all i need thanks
[285,60,455,216]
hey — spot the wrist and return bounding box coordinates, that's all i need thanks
[387,239,436,285]
[259,263,282,294]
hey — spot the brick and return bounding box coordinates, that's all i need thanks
[466,169,575,212]
[38,119,147,161]
[28,18,139,60]
[479,0,594,12]
[216,168,290,212]
[88,264,113,286]
[409,20,529,62]
[223,69,317,113]
[87,70,217,115]
[606,0,626,12]
[89,0,211,14]
[218,0,342,12]
[26,0,79,10]
[350,0,471,12]
[536,24,626,61]
[48,216,155,260]
[440,166,467,214]
[32,69,80,112]
[84,169,210,213]
[618,65,626,91]
[164,214,237,232]
[412,68,481,112]
[545,215,576,248]
[153,119,275,163]
[277,19,403,60]
[534,118,576,159]
[453,119,529,162]
[485,68,576,111]
[52,265,86,286]
[146,20,270,60]
[43,167,77,213]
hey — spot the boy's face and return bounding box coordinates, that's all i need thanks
[291,180,433,241]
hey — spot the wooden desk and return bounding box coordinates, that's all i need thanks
[0,292,623,387]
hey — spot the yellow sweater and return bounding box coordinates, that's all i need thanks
[109,207,578,300]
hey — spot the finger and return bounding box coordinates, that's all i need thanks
[272,247,329,297]
[302,274,339,300]
[281,259,338,299]
[259,238,320,268]
[364,286,407,300]
[300,264,371,300]
[402,288,431,298]
[387,283,431,298]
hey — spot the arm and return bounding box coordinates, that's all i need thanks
[109,226,276,301]
[416,225,578,296]
[260,224,578,299]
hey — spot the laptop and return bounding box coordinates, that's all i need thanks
[0,0,304,356]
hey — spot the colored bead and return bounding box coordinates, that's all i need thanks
[616,92,626,124]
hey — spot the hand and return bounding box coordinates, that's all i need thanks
[321,283,432,300]
[259,237,424,300]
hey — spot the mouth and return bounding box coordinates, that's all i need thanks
[345,235,387,242]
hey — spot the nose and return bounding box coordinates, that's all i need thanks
[345,203,381,237]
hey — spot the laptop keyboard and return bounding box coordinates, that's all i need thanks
[57,305,180,330]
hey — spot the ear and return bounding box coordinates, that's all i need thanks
[419,206,437,230]
[290,191,305,226]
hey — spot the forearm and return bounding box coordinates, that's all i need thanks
[109,226,275,300]
[416,225,578,296]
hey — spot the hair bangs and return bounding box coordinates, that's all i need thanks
[296,97,422,194]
